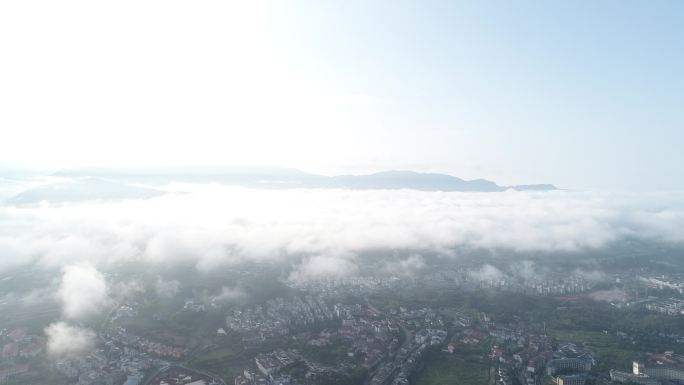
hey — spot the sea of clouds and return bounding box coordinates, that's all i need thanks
[1,183,683,355]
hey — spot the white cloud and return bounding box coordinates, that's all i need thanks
[211,286,247,304]
[0,187,682,277]
[470,264,504,283]
[58,265,108,321]
[154,277,181,298]
[383,254,426,278]
[288,254,359,283]
[45,322,96,357]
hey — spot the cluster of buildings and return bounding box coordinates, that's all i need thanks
[288,276,596,385]
[0,363,29,383]
[232,299,455,385]
[640,275,684,294]
[529,344,593,385]
[53,301,177,385]
[54,341,220,385]
[480,317,594,385]
[0,317,164,384]
[234,348,348,385]
[31,265,684,385]
[487,328,553,385]
[230,302,385,385]
[470,273,598,297]
[393,307,446,330]
[290,268,602,300]
[405,267,601,297]
[369,328,441,385]
[226,296,334,346]
[644,297,684,315]
[183,299,208,313]
[611,354,684,385]
[0,328,45,359]
[233,369,269,385]
[610,273,684,315]
[337,317,397,369]
[148,366,221,385]
[414,329,447,346]
[0,328,46,382]
[110,327,189,360]
[545,356,592,385]
[253,349,303,383]
[336,305,446,385]
[286,277,406,298]
[368,305,452,385]
[100,303,195,361]
[55,349,133,385]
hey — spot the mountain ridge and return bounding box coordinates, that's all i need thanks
[7,178,164,204]
[52,167,557,192]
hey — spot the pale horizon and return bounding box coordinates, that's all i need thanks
[2,1,683,191]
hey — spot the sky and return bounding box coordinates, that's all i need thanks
[1,1,682,191]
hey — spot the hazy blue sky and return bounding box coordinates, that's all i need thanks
[1,1,682,190]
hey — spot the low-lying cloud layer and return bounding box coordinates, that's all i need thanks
[0,185,683,280]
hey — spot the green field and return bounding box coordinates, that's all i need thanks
[189,344,243,367]
[187,336,247,383]
[413,352,492,385]
[204,365,244,383]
